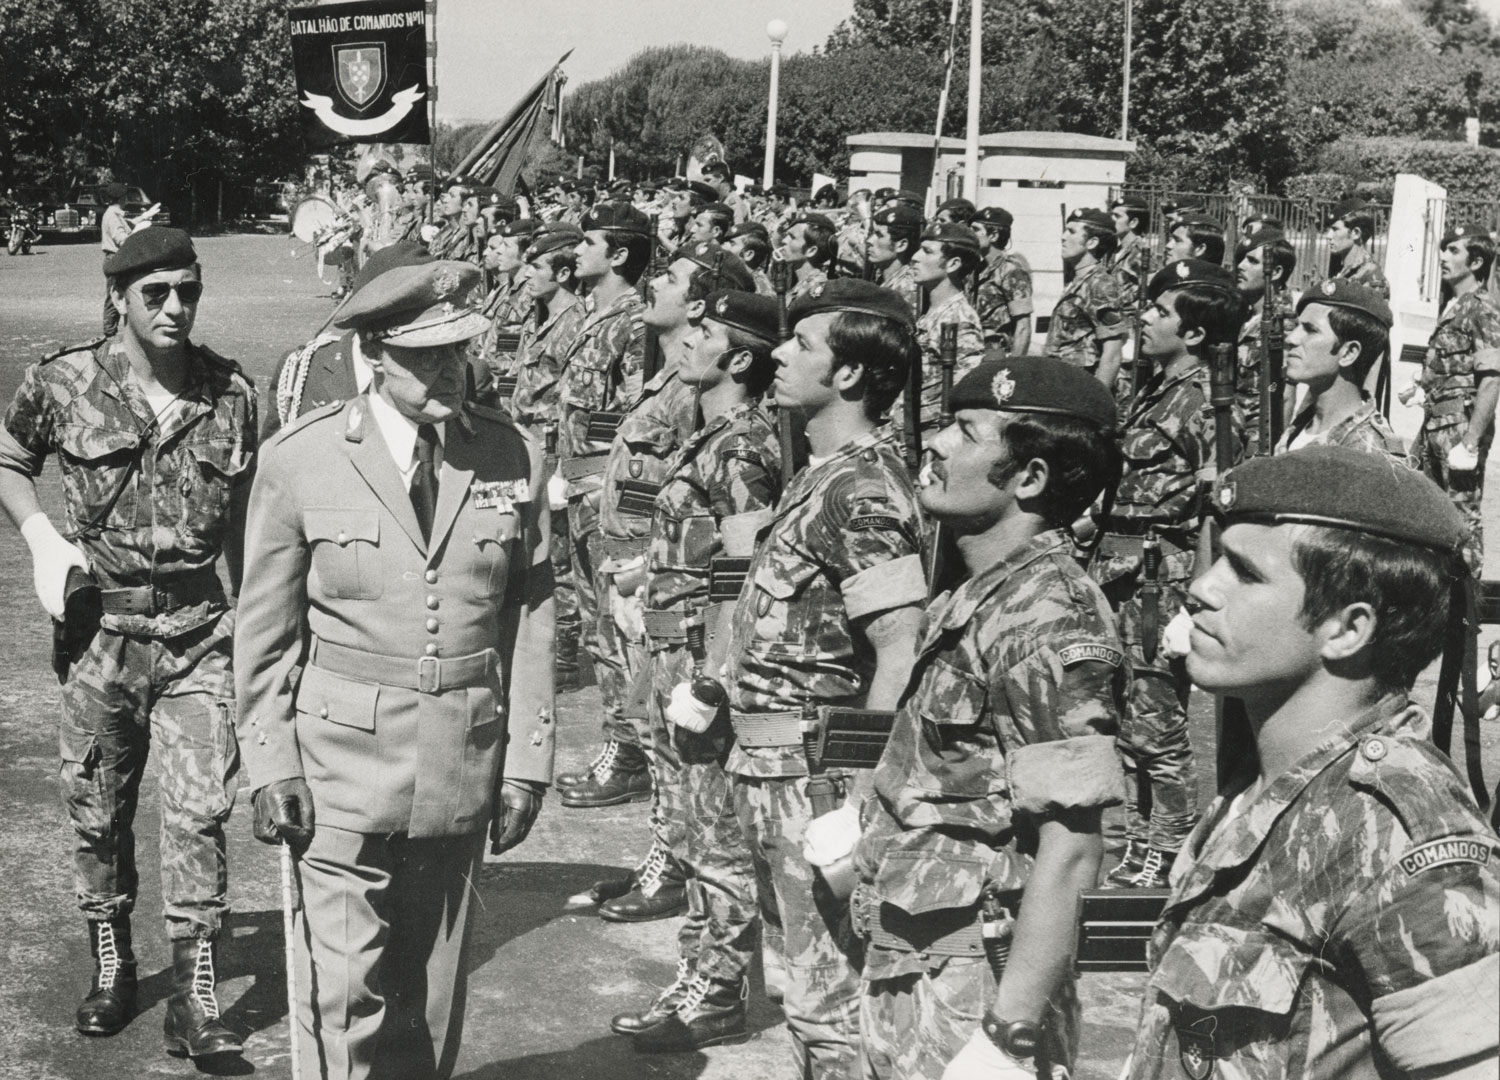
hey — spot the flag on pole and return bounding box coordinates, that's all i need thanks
[288,0,431,147]
[453,52,573,195]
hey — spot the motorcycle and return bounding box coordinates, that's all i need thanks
[7,204,40,255]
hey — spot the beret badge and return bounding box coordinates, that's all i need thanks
[715,295,730,316]
[1176,261,1191,279]
[433,266,462,298]
[1322,280,1337,296]
[810,282,825,299]
[1216,479,1237,510]
[992,368,1016,404]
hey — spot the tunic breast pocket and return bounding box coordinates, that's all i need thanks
[913,659,993,795]
[749,555,824,655]
[55,423,141,528]
[304,509,383,600]
[183,437,250,531]
[469,510,518,598]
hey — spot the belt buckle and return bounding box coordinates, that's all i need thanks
[417,655,441,694]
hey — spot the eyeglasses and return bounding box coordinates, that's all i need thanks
[135,280,203,308]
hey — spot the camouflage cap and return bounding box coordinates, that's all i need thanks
[1213,445,1464,555]
[703,289,780,344]
[951,356,1116,430]
[873,205,924,231]
[1441,223,1489,248]
[675,240,756,293]
[1067,207,1113,230]
[973,206,1014,231]
[334,260,488,347]
[104,226,197,279]
[922,222,981,258]
[525,225,584,262]
[1295,278,1393,329]
[581,201,651,237]
[1148,258,1238,301]
[787,277,916,331]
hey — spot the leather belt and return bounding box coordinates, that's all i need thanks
[99,573,225,616]
[730,709,807,748]
[1097,532,1190,560]
[560,454,607,481]
[853,885,1020,959]
[310,638,494,694]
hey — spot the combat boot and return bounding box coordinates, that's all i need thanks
[610,958,695,1034]
[163,937,243,1059]
[76,918,137,1036]
[560,739,652,807]
[600,842,687,923]
[632,975,748,1052]
[1118,845,1173,889]
[1104,838,1148,887]
[556,740,616,790]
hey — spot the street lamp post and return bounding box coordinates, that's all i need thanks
[764,20,788,190]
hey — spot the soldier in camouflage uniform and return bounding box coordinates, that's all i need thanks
[1319,196,1390,298]
[972,207,1034,356]
[724,220,777,296]
[835,358,1126,1080]
[679,279,929,1079]
[1127,447,1499,1080]
[1092,259,1246,889]
[1278,279,1406,461]
[782,210,837,303]
[1233,227,1297,458]
[1410,224,1500,577]
[0,229,252,1057]
[469,218,539,406]
[617,290,783,1052]
[1110,197,1151,312]
[1046,208,1128,391]
[427,177,478,263]
[868,204,924,317]
[910,224,987,436]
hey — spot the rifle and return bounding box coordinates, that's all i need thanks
[902,301,925,474]
[643,213,662,382]
[926,324,960,597]
[1124,232,1157,405]
[772,259,807,487]
[1256,283,1284,455]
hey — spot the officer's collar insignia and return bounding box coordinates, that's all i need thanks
[715,295,730,316]
[1176,261,1191,279]
[992,367,1016,404]
[1217,479,1236,510]
[433,266,462,298]
[1322,280,1337,296]
[345,402,364,441]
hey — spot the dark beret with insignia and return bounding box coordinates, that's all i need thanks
[403,163,436,182]
[922,222,981,258]
[1442,223,1489,248]
[1176,213,1224,232]
[894,189,924,208]
[1148,258,1238,301]
[335,260,487,347]
[1241,212,1284,236]
[812,183,839,204]
[699,201,734,219]
[525,225,584,262]
[787,277,916,330]
[727,220,770,241]
[873,205,924,231]
[791,211,837,232]
[351,240,433,294]
[1111,196,1147,214]
[581,201,651,237]
[951,356,1116,430]
[609,179,633,197]
[443,174,475,191]
[636,180,660,195]
[1067,207,1113,230]
[676,240,756,293]
[937,197,977,217]
[104,226,197,279]
[703,289,780,344]
[973,206,1014,231]
[499,218,541,239]
[769,183,790,198]
[1213,445,1464,555]
[1162,199,1203,218]
[687,180,719,205]
[1238,224,1288,255]
[1325,197,1369,227]
[1295,278,1393,329]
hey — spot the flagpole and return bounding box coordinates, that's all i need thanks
[427,0,437,214]
[963,0,982,202]
[929,0,961,209]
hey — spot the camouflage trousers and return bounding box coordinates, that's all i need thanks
[59,613,239,939]
[735,774,864,1080]
[1104,573,1197,853]
[1411,419,1488,577]
[549,485,580,677]
[861,957,1079,1080]
[649,645,758,987]
[567,502,636,749]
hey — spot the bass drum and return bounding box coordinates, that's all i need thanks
[290,194,355,265]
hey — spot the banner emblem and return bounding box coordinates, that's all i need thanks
[336,44,385,110]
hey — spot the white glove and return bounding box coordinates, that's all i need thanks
[547,472,568,511]
[942,1029,1041,1080]
[1160,607,1194,660]
[801,800,862,868]
[22,514,89,620]
[1397,380,1424,408]
[666,680,718,734]
[1447,441,1480,472]
[610,584,645,641]
[419,222,439,244]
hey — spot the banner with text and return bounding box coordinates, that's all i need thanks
[288,0,430,147]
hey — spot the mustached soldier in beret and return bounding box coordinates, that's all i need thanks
[0,228,254,1057]
[1125,446,1499,1080]
[847,359,1126,1080]
[1048,208,1128,392]
[235,258,554,1080]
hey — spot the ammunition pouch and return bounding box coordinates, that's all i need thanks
[614,477,662,517]
[811,707,898,770]
[1075,888,1169,972]
[492,375,518,399]
[707,556,751,603]
[586,410,626,443]
[559,454,607,482]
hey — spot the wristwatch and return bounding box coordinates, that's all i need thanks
[980,1013,1041,1058]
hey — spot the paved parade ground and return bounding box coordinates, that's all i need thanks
[1,234,1496,1080]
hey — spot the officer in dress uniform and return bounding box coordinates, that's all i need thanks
[235,258,555,1080]
[1125,447,1499,1080]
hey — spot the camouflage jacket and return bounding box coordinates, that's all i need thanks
[1110,233,1149,312]
[854,529,1126,979]
[914,292,986,431]
[1315,246,1389,299]
[647,401,780,615]
[1045,261,1128,368]
[1420,289,1500,417]
[428,219,477,263]
[556,288,646,506]
[1094,360,1240,586]
[0,340,257,637]
[787,267,828,304]
[1277,396,1407,461]
[723,425,929,778]
[475,274,533,376]
[597,365,697,560]
[975,249,1035,353]
[511,297,585,426]
[1127,695,1500,1080]
[879,260,922,318]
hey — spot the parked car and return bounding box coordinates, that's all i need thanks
[61,185,171,237]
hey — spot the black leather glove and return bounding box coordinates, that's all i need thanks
[252,778,315,851]
[489,779,543,856]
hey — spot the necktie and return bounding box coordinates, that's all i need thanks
[410,422,439,542]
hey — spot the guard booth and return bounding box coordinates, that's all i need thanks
[848,131,1135,348]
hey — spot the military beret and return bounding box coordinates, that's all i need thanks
[1442,223,1489,248]
[873,187,897,202]
[1213,445,1465,557]
[335,260,488,347]
[675,240,756,294]
[525,226,583,262]
[703,289,780,343]
[1296,278,1394,329]
[351,240,433,294]
[559,179,577,193]
[403,163,436,182]
[727,220,770,241]
[950,356,1116,430]
[442,174,475,191]
[1325,197,1370,226]
[768,183,790,198]
[636,180,660,195]
[1176,213,1224,232]
[873,205,924,231]
[687,180,719,205]
[1238,225,1288,254]
[790,211,837,233]
[973,206,1014,231]
[1162,199,1203,218]
[609,179,633,196]
[698,201,734,219]
[581,202,651,237]
[1148,258,1238,301]
[1067,207,1113,230]
[1111,196,1147,214]
[787,277,916,331]
[937,197,977,217]
[922,222,981,258]
[812,183,839,204]
[498,218,541,239]
[104,226,197,279]
[1240,212,1284,236]
[894,189,924,208]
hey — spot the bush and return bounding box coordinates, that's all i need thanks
[1314,137,1500,200]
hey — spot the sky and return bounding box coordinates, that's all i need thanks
[431,0,854,124]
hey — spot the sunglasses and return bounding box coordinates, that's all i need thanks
[136,280,204,307]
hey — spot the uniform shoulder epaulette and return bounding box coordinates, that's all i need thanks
[1345,732,1490,847]
[195,345,253,387]
[41,337,108,364]
[268,399,344,445]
